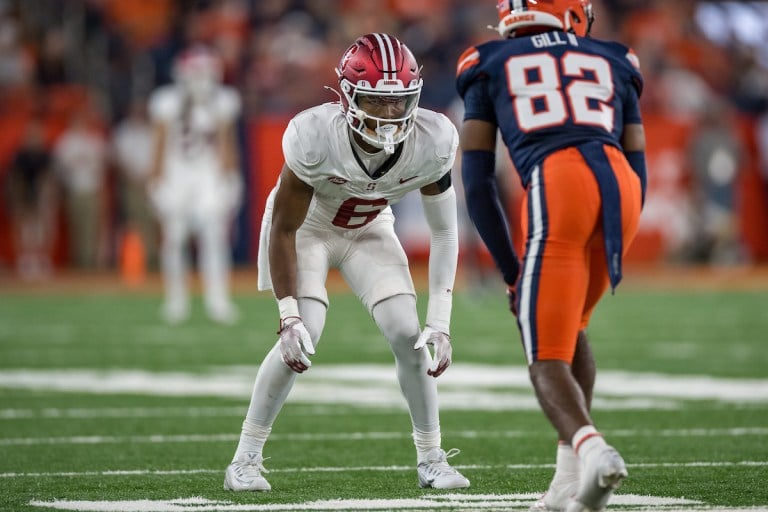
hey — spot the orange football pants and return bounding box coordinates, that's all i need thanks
[517,144,642,364]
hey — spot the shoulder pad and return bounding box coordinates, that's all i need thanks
[416,109,459,166]
[282,107,332,170]
[148,86,180,122]
[455,46,482,99]
[215,86,242,121]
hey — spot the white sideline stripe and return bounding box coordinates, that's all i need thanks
[1,365,767,406]
[4,460,766,478]
[3,428,768,446]
[27,495,716,512]
[0,406,248,419]
[26,495,712,512]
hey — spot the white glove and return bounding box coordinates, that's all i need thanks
[413,326,452,378]
[278,317,315,373]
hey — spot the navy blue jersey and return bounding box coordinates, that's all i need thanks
[456,31,643,188]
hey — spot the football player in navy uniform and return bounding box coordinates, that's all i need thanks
[224,33,469,492]
[456,1,647,510]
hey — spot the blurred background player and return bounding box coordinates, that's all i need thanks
[148,44,242,325]
[224,33,469,492]
[52,109,108,271]
[112,97,158,272]
[5,118,57,281]
[457,1,646,511]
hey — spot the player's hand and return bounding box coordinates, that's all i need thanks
[278,317,315,373]
[414,327,452,378]
[506,285,518,317]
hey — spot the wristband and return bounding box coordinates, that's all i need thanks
[277,296,300,319]
[426,291,452,335]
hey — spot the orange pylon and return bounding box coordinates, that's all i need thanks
[120,228,146,287]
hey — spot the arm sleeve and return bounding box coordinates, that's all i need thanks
[623,84,646,204]
[625,150,647,206]
[461,149,520,286]
[421,186,459,334]
[462,78,497,124]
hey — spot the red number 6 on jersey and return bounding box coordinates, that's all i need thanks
[331,197,389,229]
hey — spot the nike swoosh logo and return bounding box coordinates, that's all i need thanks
[399,176,419,184]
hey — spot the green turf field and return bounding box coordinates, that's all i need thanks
[1,277,767,511]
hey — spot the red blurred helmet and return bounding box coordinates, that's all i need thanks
[335,33,422,153]
[496,0,594,38]
[173,45,223,99]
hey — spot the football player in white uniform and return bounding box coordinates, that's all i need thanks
[148,45,242,325]
[224,33,469,492]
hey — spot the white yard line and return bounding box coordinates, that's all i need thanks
[25,494,768,512]
[2,428,768,447]
[0,406,248,419]
[3,460,766,479]
[1,365,767,408]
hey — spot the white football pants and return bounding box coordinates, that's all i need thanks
[160,212,232,312]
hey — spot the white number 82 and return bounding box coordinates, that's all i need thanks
[506,52,615,133]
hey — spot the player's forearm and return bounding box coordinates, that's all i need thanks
[462,150,520,286]
[149,124,167,181]
[268,230,299,300]
[219,122,239,173]
[422,187,459,334]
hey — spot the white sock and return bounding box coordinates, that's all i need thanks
[572,425,608,461]
[413,428,441,463]
[232,419,271,461]
[551,442,579,484]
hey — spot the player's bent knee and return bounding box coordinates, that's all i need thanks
[372,295,420,345]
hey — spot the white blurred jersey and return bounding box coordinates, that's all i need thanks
[148,84,242,220]
[257,102,458,305]
[148,84,240,174]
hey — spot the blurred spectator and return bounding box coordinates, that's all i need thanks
[683,103,745,264]
[4,118,57,280]
[0,3,33,91]
[757,109,768,205]
[35,27,69,87]
[111,97,158,269]
[53,109,108,270]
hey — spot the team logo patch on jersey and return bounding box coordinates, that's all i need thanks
[327,176,349,185]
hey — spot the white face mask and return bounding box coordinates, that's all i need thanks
[341,85,421,154]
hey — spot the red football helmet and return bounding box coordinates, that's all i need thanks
[335,33,422,154]
[496,0,594,38]
[173,45,223,99]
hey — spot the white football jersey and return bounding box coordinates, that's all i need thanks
[148,84,241,172]
[257,102,458,295]
[282,102,458,230]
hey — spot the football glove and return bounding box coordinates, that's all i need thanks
[413,326,452,378]
[277,317,315,373]
[507,285,518,317]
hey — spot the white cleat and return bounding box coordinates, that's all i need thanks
[530,477,580,511]
[161,300,189,325]
[565,447,627,512]
[417,448,470,489]
[223,452,271,492]
[207,301,240,325]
